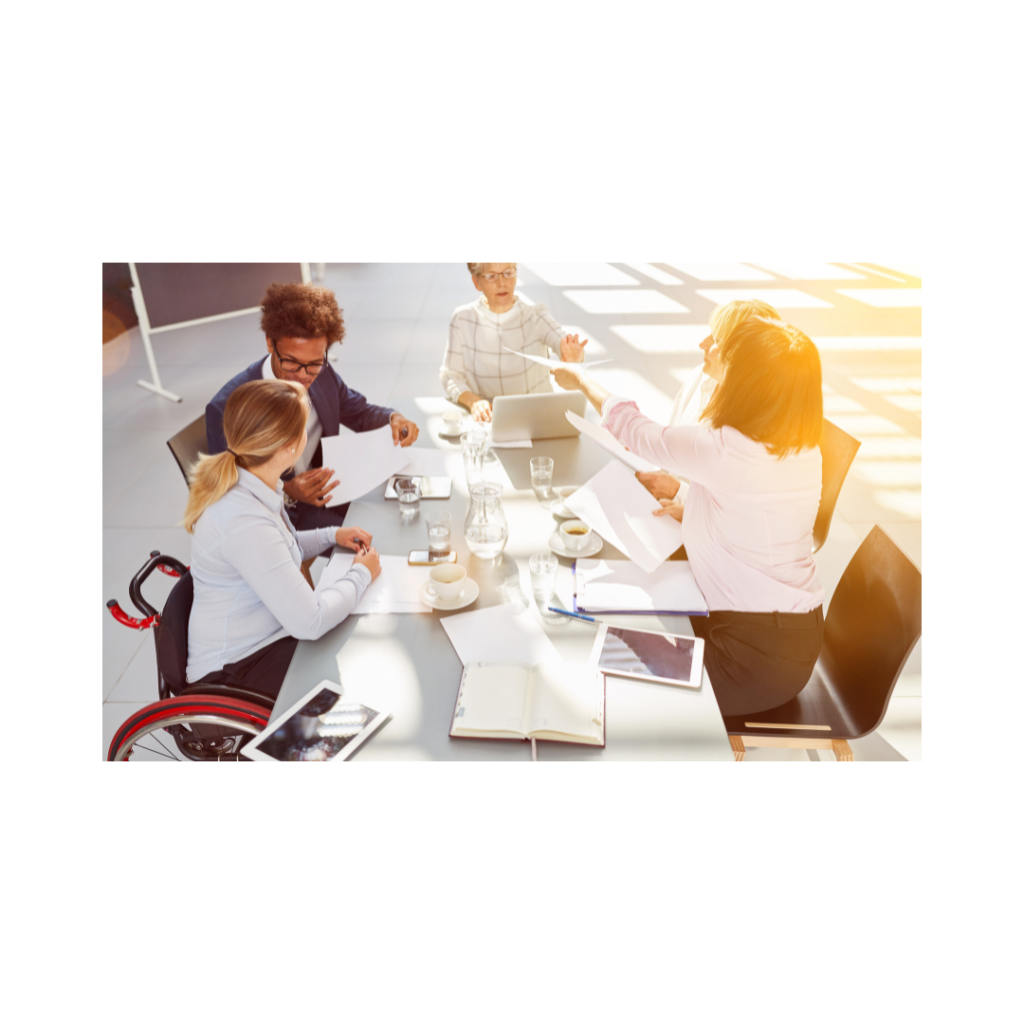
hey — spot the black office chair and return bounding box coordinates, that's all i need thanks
[725,526,921,762]
[106,551,275,761]
[813,418,862,553]
[167,413,208,485]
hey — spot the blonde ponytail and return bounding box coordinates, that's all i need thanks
[183,451,241,533]
[182,378,308,533]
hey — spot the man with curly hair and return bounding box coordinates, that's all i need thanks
[207,283,420,538]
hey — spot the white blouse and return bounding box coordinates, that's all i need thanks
[187,469,371,681]
[602,397,824,614]
[440,295,565,403]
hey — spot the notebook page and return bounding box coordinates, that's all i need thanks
[526,660,603,741]
[441,604,561,666]
[453,663,531,735]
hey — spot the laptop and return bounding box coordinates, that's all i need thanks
[490,391,589,443]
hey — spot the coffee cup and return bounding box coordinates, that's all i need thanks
[428,562,467,601]
[443,410,463,433]
[560,519,592,552]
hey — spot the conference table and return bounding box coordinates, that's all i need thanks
[271,397,734,761]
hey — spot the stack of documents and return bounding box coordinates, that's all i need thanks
[318,553,432,614]
[574,559,709,616]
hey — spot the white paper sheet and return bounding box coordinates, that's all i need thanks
[500,346,610,371]
[565,410,660,474]
[441,603,561,666]
[320,425,412,507]
[564,461,683,574]
[318,553,432,613]
[395,447,454,476]
[575,559,708,614]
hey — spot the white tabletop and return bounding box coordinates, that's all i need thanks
[271,397,733,761]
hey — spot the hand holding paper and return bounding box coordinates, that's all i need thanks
[319,425,412,507]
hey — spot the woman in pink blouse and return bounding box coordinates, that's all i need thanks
[552,316,825,717]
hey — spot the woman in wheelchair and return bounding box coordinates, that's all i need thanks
[183,377,381,701]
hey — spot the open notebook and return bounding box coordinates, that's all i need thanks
[449,659,605,746]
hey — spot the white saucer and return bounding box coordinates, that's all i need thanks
[548,529,603,559]
[419,577,480,611]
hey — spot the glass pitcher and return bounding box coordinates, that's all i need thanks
[464,482,509,561]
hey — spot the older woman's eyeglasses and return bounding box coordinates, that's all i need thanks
[477,268,517,282]
[271,339,328,376]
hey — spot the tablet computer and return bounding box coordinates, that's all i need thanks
[384,475,452,499]
[240,681,391,762]
[588,624,704,689]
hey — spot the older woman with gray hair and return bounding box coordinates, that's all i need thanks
[440,263,589,422]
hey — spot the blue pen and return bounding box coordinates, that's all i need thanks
[547,607,599,623]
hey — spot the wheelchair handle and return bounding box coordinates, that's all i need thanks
[129,551,189,618]
[107,599,160,631]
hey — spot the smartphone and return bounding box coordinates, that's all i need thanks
[408,550,457,566]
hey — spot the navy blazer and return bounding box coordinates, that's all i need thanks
[206,358,397,531]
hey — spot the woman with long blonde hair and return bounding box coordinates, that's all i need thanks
[184,378,380,699]
[552,316,825,718]
[636,298,781,505]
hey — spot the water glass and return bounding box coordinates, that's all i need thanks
[461,430,487,487]
[396,477,421,517]
[529,553,558,603]
[425,510,452,555]
[530,456,555,507]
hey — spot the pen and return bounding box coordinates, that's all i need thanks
[547,607,599,623]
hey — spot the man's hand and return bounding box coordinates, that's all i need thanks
[390,414,419,447]
[560,333,588,363]
[353,544,382,581]
[636,471,681,502]
[652,499,684,523]
[284,468,338,506]
[336,526,373,552]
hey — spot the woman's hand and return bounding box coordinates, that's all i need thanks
[353,544,382,580]
[469,398,492,422]
[652,499,684,523]
[636,471,681,502]
[560,333,588,363]
[551,364,586,390]
[336,526,373,552]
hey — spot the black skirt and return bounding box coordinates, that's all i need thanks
[190,635,299,702]
[690,605,825,718]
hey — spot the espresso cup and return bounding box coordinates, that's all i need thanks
[429,563,467,601]
[560,519,592,552]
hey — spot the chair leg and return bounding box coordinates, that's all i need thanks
[832,739,853,761]
[730,736,746,762]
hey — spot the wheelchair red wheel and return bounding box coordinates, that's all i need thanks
[108,695,271,761]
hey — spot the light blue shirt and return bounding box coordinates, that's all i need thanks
[187,468,371,681]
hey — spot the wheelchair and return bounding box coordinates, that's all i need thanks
[106,551,277,761]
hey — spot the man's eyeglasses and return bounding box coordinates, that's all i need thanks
[477,268,517,282]
[271,339,328,376]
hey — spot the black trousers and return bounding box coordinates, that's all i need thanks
[192,636,299,702]
[690,605,825,718]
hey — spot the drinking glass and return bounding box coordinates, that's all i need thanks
[425,510,452,555]
[529,553,558,603]
[396,477,420,517]
[530,457,555,507]
[461,430,487,487]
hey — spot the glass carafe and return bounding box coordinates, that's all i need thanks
[464,482,509,561]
